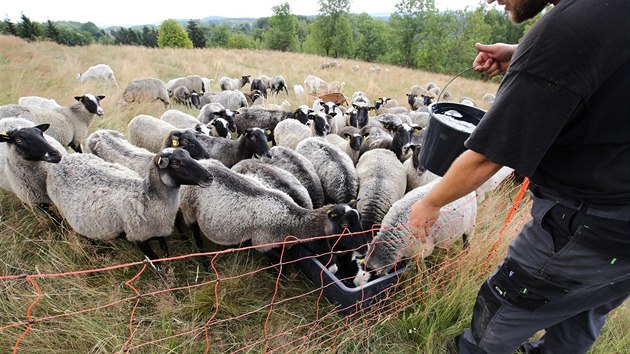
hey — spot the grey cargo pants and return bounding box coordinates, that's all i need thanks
[458,191,630,354]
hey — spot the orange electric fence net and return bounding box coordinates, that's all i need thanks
[0,177,531,353]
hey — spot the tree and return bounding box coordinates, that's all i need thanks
[186,20,206,48]
[264,2,298,52]
[141,26,158,48]
[389,0,436,67]
[311,0,353,57]
[157,19,193,48]
[1,17,17,36]
[45,20,60,43]
[208,24,230,48]
[331,15,353,57]
[17,13,40,41]
[353,13,388,62]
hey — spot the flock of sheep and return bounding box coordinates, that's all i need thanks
[0,62,509,289]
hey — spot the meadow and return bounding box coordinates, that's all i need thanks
[0,35,627,353]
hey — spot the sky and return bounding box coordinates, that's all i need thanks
[3,0,490,27]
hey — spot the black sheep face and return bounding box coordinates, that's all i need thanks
[0,124,61,163]
[156,148,213,188]
[167,130,210,160]
[344,133,363,151]
[75,94,105,116]
[244,128,272,159]
[325,203,366,252]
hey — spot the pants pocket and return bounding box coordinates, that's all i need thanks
[489,258,569,311]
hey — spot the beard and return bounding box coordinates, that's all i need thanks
[506,0,550,23]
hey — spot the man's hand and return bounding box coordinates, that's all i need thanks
[409,198,441,244]
[473,42,517,77]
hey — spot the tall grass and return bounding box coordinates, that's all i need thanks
[0,36,626,353]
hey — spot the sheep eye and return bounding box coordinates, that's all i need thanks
[329,212,337,219]
[170,161,181,169]
[180,139,189,145]
[14,137,23,144]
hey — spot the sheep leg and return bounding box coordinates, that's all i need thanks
[462,233,470,249]
[136,240,160,261]
[175,211,187,240]
[157,238,170,258]
[69,142,83,153]
[191,222,210,270]
[37,203,63,225]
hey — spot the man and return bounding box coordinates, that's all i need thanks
[409,0,630,353]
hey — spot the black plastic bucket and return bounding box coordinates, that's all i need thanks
[419,102,486,176]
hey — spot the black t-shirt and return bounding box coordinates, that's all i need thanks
[465,0,630,206]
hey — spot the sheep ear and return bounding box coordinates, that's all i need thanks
[348,199,358,208]
[34,124,50,133]
[74,96,83,102]
[326,210,337,219]
[344,133,351,140]
[0,131,11,143]
[97,95,105,100]
[157,156,169,169]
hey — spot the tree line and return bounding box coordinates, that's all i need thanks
[0,0,531,78]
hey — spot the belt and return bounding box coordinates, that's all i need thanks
[530,185,630,222]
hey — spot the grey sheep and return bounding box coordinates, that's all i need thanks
[166,75,205,95]
[355,149,407,231]
[273,118,312,150]
[353,178,477,285]
[122,78,170,108]
[47,148,213,260]
[219,75,251,91]
[198,102,237,133]
[128,114,180,153]
[359,122,423,161]
[260,146,325,209]
[0,94,105,153]
[161,110,230,139]
[179,159,365,270]
[233,106,312,135]
[0,118,65,218]
[231,159,313,209]
[199,90,248,111]
[195,127,271,168]
[296,137,358,204]
[269,75,289,95]
[172,86,192,107]
[250,78,268,98]
[85,129,209,176]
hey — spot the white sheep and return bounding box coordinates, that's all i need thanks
[166,75,205,95]
[122,78,170,108]
[219,75,251,91]
[0,94,105,153]
[273,118,312,150]
[199,90,248,111]
[47,148,213,260]
[403,144,440,193]
[18,96,60,109]
[77,64,118,87]
[128,114,180,153]
[293,84,305,99]
[354,178,477,285]
[304,75,327,94]
[324,132,362,165]
[296,137,358,204]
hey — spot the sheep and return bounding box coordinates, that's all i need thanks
[273,118,311,150]
[406,92,435,111]
[123,78,170,108]
[233,106,311,134]
[199,90,248,111]
[293,84,304,99]
[172,86,192,107]
[356,149,407,231]
[165,75,205,95]
[0,94,105,153]
[325,80,345,94]
[426,82,439,91]
[267,99,291,111]
[85,128,210,176]
[296,137,358,204]
[198,102,237,132]
[269,75,289,95]
[475,166,514,204]
[320,62,331,70]
[0,118,65,218]
[250,78,268,98]
[304,75,327,94]
[406,111,431,128]
[482,93,496,105]
[219,75,251,91]
[190,92,201,109]
[179,159,365,270]
[353,178,477,285]
[195,127,271,168]
[77,64,118,87]
[403,144,440,193]
[346,102,374,129]
[128,115,180,153]
[359,121,423,161]
[231,159,313,209]
[243,90,263,106]
[160,109,230,139]
[351,64,360,72]
[260,145,325,209]
[258,75,271,88]
[351,91,370,106]
[373,97,399,115]
[160,109,199,129]
[18,96,60,109]
[441,91,453,101]
[324,132,362,164]
[201,78,214,92]
[460,97,476,107]
[47,148,213,260]
[369,66,381,74]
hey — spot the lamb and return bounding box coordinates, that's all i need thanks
[198,90,248,111]
[355,149,407,231]
[353,178,477,285]
[293,84,304,99]
[18,96,60,109]
[198,102,237,133]
[195,127,271,168]
[122,78,170,108]
[179,159,365,269]
[85,128,210,176]
[304,75,327,94]
[250,78,267,98]
[260,145,325,209]
[0,118,65,217]
[269,75,289,95]
[233,106,311,134]
[231,159,313,209]
[219,75,251,91]
[77,64,118,87]
[47,148,213,260]
[324,132,362,165]
[0,94,105,153]
[160,109,230,139]
[296,137,358,204]
[165,75,205,95]
[172,86,192,107]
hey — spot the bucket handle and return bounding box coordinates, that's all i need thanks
[437,66,477,102]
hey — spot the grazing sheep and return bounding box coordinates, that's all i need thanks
[77,64,118,87]
[190,92,201,109]
[269,75,289,95]
[351,64,360,72]
[258,75,271,88]
[199,90,248,111]
[324,132,362,165]
[128,115,180,153]
[403,144,440,192]
[354,178,477,285]
[172,86,192,107]
[260,145,325,209]
[219,75,251,91]
[196,127,271,168]
[18,96,60,109]
[0,118,65,216]
[179,159,365,269]
[233,106,311,134]
[123,78,170,108]
[47,148,213,260]
[370,66,381,74]
[356,149,407,231]
[232,159,313,209]
[85,129,209,176]
[320,62,331,70]
[0,94,105,153]
[293,84,305,99]
[325,80,345,94]
[304,75,327,94]
[296,137,358,204]
[250,78,268,98]
[166,75,205,95]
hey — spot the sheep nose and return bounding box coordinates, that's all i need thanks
[96,107,104,116]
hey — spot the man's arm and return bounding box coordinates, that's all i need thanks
[409,150,503,242]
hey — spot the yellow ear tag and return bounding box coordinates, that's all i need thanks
[266,129,272,135]
[358,258,365,264]
[0,131,7,137]
[157,156,162,165]
[362,135,368,141]
[345,136,350,141]
[172,139,179,147]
